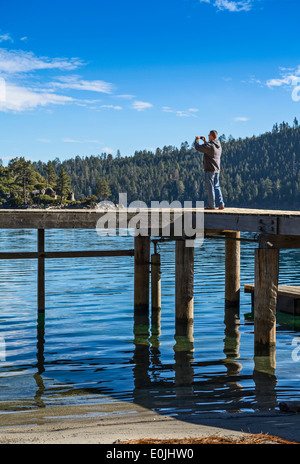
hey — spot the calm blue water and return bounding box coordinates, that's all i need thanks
[0,229,300,418]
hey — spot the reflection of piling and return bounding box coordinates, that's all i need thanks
[223,304,242,376]
[174,330,194,390]
[34,312,45,408]
[133,314,151,391]
[253,354,277,411]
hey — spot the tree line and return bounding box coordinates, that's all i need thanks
[1,118,299,209]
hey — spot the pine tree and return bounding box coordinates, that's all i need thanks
[46,161,57,187]
[56,168,71,206]
[8,157,36,205]
[96,178,111,200]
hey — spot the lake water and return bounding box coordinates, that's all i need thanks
[0,229,300,420]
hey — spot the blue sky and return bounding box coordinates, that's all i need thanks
[0,0,299,163]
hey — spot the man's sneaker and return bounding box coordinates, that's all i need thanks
[219,206,225,210]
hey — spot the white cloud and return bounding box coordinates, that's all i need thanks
[100,104,122,110]
[266,66,300,88]
[62,138,82,143]
[115,94,135,99]
[162,106,173,113]
[200,0,252,12]
[62,137,102,144]
[132,100,153,111]
[0,33,13,43]
[234,116,249,121]
[50,75,114,94]
[0,82,74,112]
[162,106,198,117]
[0,49,83,74]
[102,147,114,154]
[0,37,152,115]
[176,110,192,117]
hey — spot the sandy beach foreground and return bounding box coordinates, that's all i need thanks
[0,402,300,444]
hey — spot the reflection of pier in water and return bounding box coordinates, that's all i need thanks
[131,303,278,415]
[32,302,278,414]
[1,207,299,412]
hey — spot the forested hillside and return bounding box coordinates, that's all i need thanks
[1,119,300,209]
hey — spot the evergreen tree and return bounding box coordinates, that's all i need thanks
[56,168,71,206]
[8,157,36,205]
[96,178,111,200]
[46,161,57,187]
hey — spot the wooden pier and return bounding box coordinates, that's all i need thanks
[0,207,300,358]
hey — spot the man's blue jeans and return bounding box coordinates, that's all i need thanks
[205,171,224,208]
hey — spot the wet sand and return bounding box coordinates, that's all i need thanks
[0,402,300,444]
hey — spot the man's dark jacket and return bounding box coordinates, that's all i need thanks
[194,139,222,172]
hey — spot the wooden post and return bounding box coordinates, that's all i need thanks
[254,245,279,356]
[151,252,161,312]
[225,231,240,307]
[37,229,45,314]
[151,252,161,346]
[134,235,150,316]
[175,239,194,329]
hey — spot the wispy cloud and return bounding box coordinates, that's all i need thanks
[234,116,249,121]
[0,38,150,114]
[100,104,122,110]
[50,75,114,94]
[266,66,300,88]
[102,146,114,154]
[0,82,74,112]
[115,94,135,99]
[0,49,83,74]
[162,106,198,117]
[62,137,102,144]
[132,100,153,111]
[200,0,252,12]
[0,33,13,43]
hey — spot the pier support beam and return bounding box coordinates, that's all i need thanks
[151,252,161,331]
[254,244,279,356]
[175,240,194,332]
[225,231,240,307]
[151,252,161,311]
[37,229,45,314]
[134,235,150,316]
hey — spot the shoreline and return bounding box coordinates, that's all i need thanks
[1,403,300,444]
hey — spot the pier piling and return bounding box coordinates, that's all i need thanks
[151,252,161,311]
[37,229,45,314]
[175,239,194,332]
[225,231,241,307]
[254,245,279,356]
[134,235,150,316]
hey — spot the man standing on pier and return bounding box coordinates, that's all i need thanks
[194,130,225,210]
